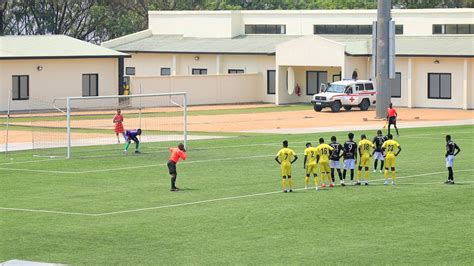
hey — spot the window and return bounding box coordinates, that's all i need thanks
[364,83,374,91]
[395,25,404,35]
[228,69,245,74]
[332,73,341,82]
[267,70,276,95]
[390,72,402,98]
[12,75,29,100]
[428,73,451,99]
[125,67,135,76]
[355,84,364,91]
[245,24,286,34]
[433,24,474,34]
[314,24,404,35]
[192,69,207,75]
[82,74,98,97]
[161,68,171,76]
[306,71,328,95]
[433,24,443,34]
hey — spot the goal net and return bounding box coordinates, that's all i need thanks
[4,93,187,159]
[64,92,187,158]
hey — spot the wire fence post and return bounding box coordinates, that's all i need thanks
[66,97,71,159]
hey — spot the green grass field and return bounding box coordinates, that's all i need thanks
[1,125,473,265]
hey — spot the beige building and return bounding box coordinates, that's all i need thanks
[0,35,129,111]
[103,9,474,109]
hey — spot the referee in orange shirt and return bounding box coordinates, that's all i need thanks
[167,143,187,191]
[386,103,399,136]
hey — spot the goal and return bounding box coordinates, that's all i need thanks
[3,93,188,158]
[63,92,188,159]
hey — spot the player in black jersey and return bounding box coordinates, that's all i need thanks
[372,130,388,173]
[342,132,357,185]
[445,135,461,184]
[329,136,344,186]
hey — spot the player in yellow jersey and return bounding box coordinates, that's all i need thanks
[303,142,319,190]
[316,138,334,188]
[382,134,402,185]
[275,140,298,192]
[357,134,375,185]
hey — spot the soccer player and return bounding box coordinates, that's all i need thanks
[382,134,402,185]
[303,142,319,190]
[316,138,334,188]
[444,135,461,184]
[386,103,399,136]
[329,136,343,186]
[357,134,375,185]
[168,143,187,191]
[113,109,124,143]
[372,130,387,173]
[124,128,142,155]
[342,133,357,185]
[275,140,298,193]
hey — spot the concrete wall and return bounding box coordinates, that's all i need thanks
[0,58,118,111]
[146,9,474,38]
[130,73,263,105]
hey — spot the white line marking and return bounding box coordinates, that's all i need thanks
[0,207,94,216]
[3,169,468,217]
[93,169,474,216]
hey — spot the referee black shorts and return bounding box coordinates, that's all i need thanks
[167,161,177,175]
[389,116,396,125]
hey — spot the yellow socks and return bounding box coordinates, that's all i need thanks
[365,171,369,180]
[392,171,396,180]
[282,178,287,190]
[314,176,319,187]
[384,170,389,179]
[305,176,310,187]
[288,178,293,189]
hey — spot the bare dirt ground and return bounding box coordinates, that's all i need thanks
[2,106,473,145]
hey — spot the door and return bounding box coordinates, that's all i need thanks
[306,71,327,95]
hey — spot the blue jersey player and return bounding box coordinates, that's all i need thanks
[124,128,142,155]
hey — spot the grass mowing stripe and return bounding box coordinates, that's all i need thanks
[2,169,471,217]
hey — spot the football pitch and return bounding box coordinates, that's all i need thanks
[1,125,473,265]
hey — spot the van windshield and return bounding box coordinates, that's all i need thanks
[325,84,347,93]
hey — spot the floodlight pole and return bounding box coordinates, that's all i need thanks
[66,97,71,159]
[375,0,392,119]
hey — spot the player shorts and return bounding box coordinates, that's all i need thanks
[115,123,124,133]
[330,160,340,169]
[167,161,177,174]
[374,152,384,161]
[344,159,355,170]
[389,116,397,125]
[306,164,318,175]
[319,161,330,173]
[281,162,292,177]
[359,155,371,167]
[384,156,396,168]
[125,136,139,143]
[446,155,454,168]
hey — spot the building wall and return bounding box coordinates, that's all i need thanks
[130,73,262,105]
[0,58,118,111]
[124,53,173,76]
[147,9,474,38]
[411,57,467,109]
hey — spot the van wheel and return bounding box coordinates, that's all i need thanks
[343,106,352,111]
[330,101,342,112]
[359,99,370,111]
[313,105,323,112]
